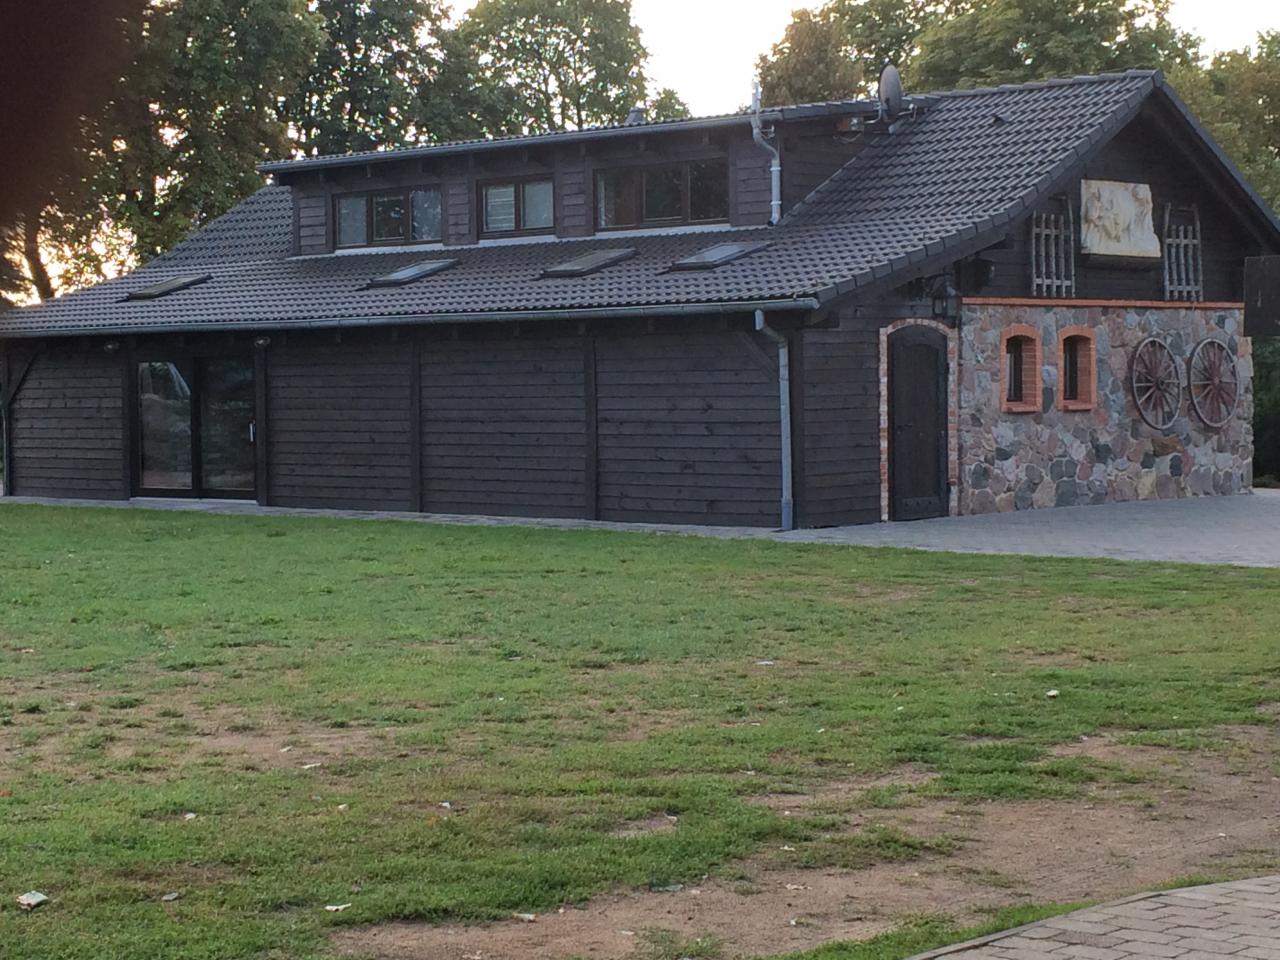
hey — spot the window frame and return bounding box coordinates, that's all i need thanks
[1057,325,1097,412]
[332,185,445,250]
[593,157,731,232]
[478,175,556,238]
[1000,324,1042,415]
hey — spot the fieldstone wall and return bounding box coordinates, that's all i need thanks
[958,302,1252,514]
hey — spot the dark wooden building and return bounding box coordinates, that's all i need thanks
[3,70,1278,528]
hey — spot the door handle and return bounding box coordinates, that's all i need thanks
[249,419,256,443]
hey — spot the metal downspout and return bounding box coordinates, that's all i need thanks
[755,309,794,530]
[751,86,783,226]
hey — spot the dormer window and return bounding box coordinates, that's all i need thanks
[596,159,729,230]
[335,187,442,248]
[481,178,554,236]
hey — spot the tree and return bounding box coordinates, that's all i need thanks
[909,0,1200,91]
[289,0,455,156]
[648,88,692,122]
[462,0,650,132]
[1170,34,1280,479]
[13,0,322,300]
[758,8,867,106]
[827,0,970,83]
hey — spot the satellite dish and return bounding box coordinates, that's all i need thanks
[879,64,904,120]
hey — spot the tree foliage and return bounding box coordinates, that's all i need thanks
[462,0,650,132]
[289,0,453,156]
[909,0,1200,90]
[758,9,867,106]
[18,0,322,296]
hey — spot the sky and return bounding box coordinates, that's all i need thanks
[459,0,1280,117]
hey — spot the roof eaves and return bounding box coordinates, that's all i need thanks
[0,298,825,341]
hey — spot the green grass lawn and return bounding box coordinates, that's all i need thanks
[1,504,1277,960]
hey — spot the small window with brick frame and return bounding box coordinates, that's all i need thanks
[1002,325,1042,414]
[1058,326,1097,411]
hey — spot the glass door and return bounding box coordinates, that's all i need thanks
[135,356,256,499]
[138,361,195,493]
[198,359,255,496]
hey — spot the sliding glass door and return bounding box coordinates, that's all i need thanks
[136,357,255,498]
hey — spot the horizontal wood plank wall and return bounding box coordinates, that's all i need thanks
[9,351,126,500]
[421,336,587,518]
[267,343,413,510]
[800,323,881,527]
[595,332,781,527]
[975,114,1256,302]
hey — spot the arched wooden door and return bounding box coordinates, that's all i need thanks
[888,325,948,521]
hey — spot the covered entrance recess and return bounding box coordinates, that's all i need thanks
[888,325,949,521]
[134,356,256,498]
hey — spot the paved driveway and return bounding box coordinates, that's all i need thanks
[5,490,1280,567]
[906,875,1280,960]
[775,490,1280,567]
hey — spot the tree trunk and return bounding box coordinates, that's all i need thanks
[23,214,55,301]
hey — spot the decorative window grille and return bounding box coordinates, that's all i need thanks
[1163,204,1204,302]
[1030,197,1076,298]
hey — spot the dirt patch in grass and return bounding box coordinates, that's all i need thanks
[332,727,1280,960]
[0,676,395,778]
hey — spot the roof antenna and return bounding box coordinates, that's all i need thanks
[878,64,904,122]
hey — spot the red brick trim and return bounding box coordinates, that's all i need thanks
[963,297,1244,310]
[1000,324,1041,414]
[1056,324,1096,412]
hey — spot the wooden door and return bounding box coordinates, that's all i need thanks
[888,326,948,521]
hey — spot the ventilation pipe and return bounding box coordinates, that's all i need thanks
[755,309,794,530]
[751,84,783,226]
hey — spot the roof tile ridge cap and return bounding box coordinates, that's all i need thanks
[924,69,1156,100]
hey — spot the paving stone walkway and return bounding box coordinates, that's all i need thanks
[4,489,1280,567]
[910,877,1280,960]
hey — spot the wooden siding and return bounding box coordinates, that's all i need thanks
[595,331,782,526]
[731,139,774,226]
[267,343,414,510]
[556,162,591,238]
[968,113,1260,302]
[9,351,125,499]
[444,176,474,246]
[799,321,880,527]
[296,194,328,256]
[781,128,865,212]
[421,336,587,518]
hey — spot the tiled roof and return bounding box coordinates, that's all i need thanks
[0,217,975,336]
[4,71,1275,340]
[787,71,1158,226]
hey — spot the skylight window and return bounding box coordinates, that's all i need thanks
[124,274,212,301]
[365,259,457,289]
[541,248,636,279]
[670,241,771,271]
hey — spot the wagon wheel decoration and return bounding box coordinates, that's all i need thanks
[1131,337,1182,430]
[1188,338,1239,429]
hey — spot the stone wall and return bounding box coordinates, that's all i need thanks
[958,302,1252,514]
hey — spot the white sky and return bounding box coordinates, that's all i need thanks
[458,0,1280,117]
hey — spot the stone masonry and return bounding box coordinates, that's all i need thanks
[958,302,1253,515]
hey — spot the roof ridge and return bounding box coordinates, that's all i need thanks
[922,69,1160,101]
